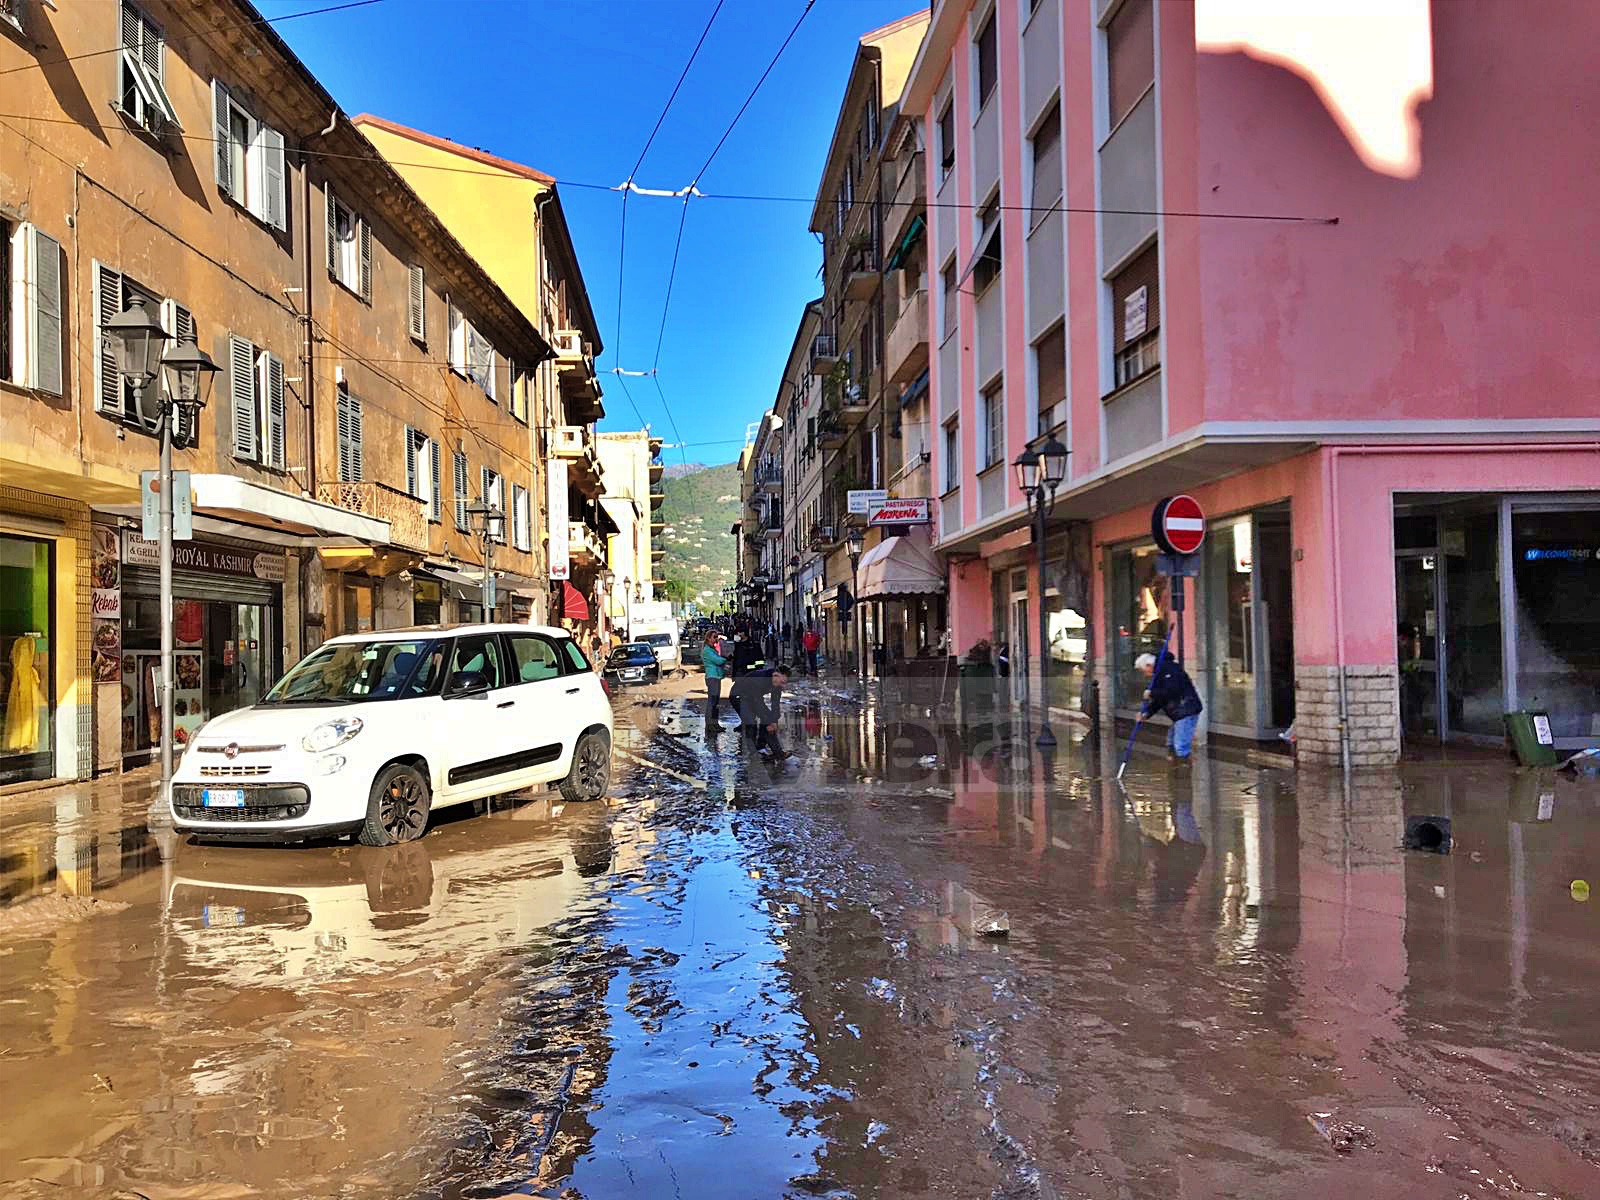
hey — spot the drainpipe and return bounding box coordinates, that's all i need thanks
[535,187,558,621]
[300,110,339,497]
[1324,440,1599,773]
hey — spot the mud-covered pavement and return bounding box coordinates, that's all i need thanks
[2,673,1598,1199]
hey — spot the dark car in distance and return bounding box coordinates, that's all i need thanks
[604,642,661,687]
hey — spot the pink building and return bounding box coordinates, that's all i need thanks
[902,0,1600,764]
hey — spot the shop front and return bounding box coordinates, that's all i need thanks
[0,532,56,785]
[118,532,286,763]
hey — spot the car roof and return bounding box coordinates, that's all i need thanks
[322,622,574,645]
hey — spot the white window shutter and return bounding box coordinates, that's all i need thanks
[120,3,139,52]
[265,353,285,468]
[429,440,442,523]
[325,183,338,275]
[91,261,124,416]
[358,215,371,301]
[24,225,64,396]
[404,425,417,497]
[260,125,286,232]
[407,264,425,341]
[212,80,232,197]
[229,334,257,459]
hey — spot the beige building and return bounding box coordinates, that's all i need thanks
[1,0,549,784]
[596,430,664,633]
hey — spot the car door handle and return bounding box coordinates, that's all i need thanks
[497,700,515,709]
[565,687,580,694]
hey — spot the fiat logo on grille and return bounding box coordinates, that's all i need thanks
[223,742,241,759]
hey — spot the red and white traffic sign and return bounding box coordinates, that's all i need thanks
[1152,494,1206,555]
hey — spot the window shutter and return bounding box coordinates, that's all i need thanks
[229,334,257,459]
[454,450,469,530]
[25,226,63,396]
[157,299,197,447]
[429,440,442,523]
[212,80,232,197]
[357,215,371,301]
[1111,241,1160,349]
[261,126,286,232]
[407,264,425,341]
[120,3,139,52]
[91,261,124,416]
[136,8,161,75]
[264,350,286,467]
[325,183,338,275]
[480,466,490,510]
[404,425,417,497]
[348,393,363,481]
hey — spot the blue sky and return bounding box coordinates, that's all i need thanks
[270,0,922,465]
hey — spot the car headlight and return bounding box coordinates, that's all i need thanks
[302,716,364,753]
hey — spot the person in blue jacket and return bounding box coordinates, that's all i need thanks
[702,635,729,724]
[1137,651,1203,761]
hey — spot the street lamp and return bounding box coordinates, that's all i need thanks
[465,498,504,620]
[102,298,220,816]
[846,523,866,685]
[1013,434,1070,749]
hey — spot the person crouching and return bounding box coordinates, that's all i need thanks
[728,667,791,760]
[1136,652,1203,761]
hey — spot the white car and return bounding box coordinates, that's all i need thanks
[169,623,613,846]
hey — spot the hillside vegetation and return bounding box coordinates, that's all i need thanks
[657,462,741,608]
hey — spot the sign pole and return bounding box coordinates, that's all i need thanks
[156,386,175,793]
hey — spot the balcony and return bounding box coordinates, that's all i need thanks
[551,425,603,497]
[650,516,666,533]
[316,481,427,552]
[649,485,665,508]
[809,333,838,376]
[756,463,783,494]
[818,415,846,451]
[551,328,604,421]
[843,243,880,302]
[885,287,930,387]
[649,456,664,483]
[651,545,666,559]
[568,521,605,566]
[885,150,926,248]
[808,523,838,551]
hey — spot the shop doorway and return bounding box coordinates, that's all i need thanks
[1007,567,1030,703]
[1395,552,1441,739]
[1200,507,1296,739]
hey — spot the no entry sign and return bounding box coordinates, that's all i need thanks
[1152,495,1206,555]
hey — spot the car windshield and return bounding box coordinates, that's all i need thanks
[261,639,441,705]
[611,644,654,662]
[639,633,673,648]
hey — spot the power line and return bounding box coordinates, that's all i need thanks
[650,374,690,468]
[0,0,391,77]
[610,371,652,432]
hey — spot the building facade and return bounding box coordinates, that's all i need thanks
[897,0,1600,763]
[1,0,555,784]
[596,429,663,637]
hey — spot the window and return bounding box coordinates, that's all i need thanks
[562,638,592,674]
[941,259,958,339]
[325,185,371,300]
[1034,323,1067,434]
[864,89,879,150]
[1,0,25,36]
[1029,103,1061,227]
[480,467,505,543]
[1111,240,1161,387]
[981,379,1004,470]
[975,12,998,110]
[405,428,441,522]
[972,194,1002,294]
[407,264,426,343]
[211,81,287,231]
[507,633,562,683]
[90,262,197,446]
[226,334,286,468]
[8,222,63,395]
[1106,0,1154,129]
[116,3,179,136]
[448,300,497,399]
[453,449,470,531]
[448,634,506,691]
[512,483,531,552]
[942,418,960,493]
[336,384,363,482]
[510,365,528,423]
[938,101,956,177]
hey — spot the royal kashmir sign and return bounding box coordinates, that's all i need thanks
[867,497,932,526]
[123,532,286,582]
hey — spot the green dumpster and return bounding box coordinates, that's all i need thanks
[1504,711,1559,767]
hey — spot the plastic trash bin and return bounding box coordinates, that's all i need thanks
[1504,710,1559,767]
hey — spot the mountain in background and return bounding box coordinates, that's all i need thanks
[657,462,740,608]
[662,462,708,480]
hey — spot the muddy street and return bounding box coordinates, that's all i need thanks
[2,677,1598,1199]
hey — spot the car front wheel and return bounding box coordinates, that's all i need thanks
[359,762,431,846]
[560,730,611,803]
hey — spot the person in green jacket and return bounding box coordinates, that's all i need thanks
[702,636,729,724]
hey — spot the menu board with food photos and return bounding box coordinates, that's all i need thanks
[123,649,205,751]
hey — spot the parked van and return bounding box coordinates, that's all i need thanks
[629,601,680,674]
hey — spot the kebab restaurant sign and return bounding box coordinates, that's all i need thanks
[123,533,286,582]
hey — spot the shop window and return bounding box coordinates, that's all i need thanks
[1107,542,1168,708]
[1105,0,1154,130]
[1110,240,1160,389]
[0,535,53,784]
[341,578,374,635]
[324,185,370,301]
[1511,508,1600,739]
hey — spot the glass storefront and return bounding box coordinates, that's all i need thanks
[1201,508,1295,736]
[0,535,54,784]
[1107,543,1167,709]
[1511,509,1600,740]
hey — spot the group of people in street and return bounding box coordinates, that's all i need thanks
[700,627,792,761]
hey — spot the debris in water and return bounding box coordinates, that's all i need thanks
[977,910,1011,938]
[788,1173,842,1195]
[1307,1113,1375,1152]
[1573,879,1590,902]
[917,754,939,766]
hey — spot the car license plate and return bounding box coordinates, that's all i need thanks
[622,670,641,679]
[201,788,245,808]
[202,904,246,928]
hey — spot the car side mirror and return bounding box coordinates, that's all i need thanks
[445,670,490,699]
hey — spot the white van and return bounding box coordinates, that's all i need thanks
[630,601,679,674]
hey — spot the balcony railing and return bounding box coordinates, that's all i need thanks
[649,486,666,507]
[885,287,930,387]
[809,333,838,376]
[843,242,880,301]
[756,464,783,492]
[317,481,428,552]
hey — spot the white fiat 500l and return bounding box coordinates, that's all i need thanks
[170,624,613,845]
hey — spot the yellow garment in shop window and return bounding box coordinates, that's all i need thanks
[4,637,44,751]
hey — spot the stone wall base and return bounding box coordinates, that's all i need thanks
[1295,663,1400,767]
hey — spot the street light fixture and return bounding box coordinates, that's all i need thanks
[1013,433,1070,750]
[465,498,505,619]
[102,299,220,823]
[846,523,866,684]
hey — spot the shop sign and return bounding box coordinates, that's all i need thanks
[867,497,932,526]
[139,470,194,541]
[847,488,888,515]
[548,459,570,580]
[91,526,121,620]
[123,532,286,582]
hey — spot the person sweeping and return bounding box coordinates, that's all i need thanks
[1137,651,1203,762]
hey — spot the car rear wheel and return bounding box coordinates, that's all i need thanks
[560,730,611,803]
[359,762,431,846]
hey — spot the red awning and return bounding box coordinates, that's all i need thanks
[561,580,590,621]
